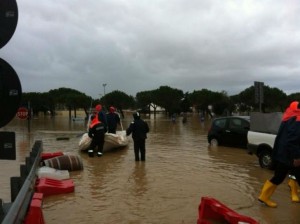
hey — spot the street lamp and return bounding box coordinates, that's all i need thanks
[102,83,107,96]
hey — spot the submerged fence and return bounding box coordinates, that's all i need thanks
[0,140,43,224]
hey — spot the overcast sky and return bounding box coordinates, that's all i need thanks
[1,0,300,99]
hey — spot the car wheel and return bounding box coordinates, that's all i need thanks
[210,138,219,147]
[259,150,273,169]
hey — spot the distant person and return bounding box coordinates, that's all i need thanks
[200,111,205,122]
[182,112,187,123]
[106,106,121,134]
[258,101,300,207]
[171,113,176,123]
[95,104,107,130]
[87,115,106,157]
[126,112,149,161]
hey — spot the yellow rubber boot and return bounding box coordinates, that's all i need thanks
[288,179,300,202]
[258,180,277,208]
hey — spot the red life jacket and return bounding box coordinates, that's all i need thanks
[90,116,101,129]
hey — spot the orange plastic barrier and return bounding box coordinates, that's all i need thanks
[35,178,75,196]
[197,197,259,224]
[41,151,64,161]
[23,193,45,224]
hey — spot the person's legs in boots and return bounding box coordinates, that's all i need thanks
[134,141,140,161]
[290,167,300,202]
[88,141,97,157]
[258,180,278,208]
[288,178,300,202]
[258,162,287,207]
[97,139,104,157]
[97,144,103,157]
[140,139,146,161]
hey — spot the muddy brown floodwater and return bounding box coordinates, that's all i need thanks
[1,112,300,224]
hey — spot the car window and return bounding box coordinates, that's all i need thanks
[229,118,249,129]
[214,118,226,128]
[229,118,243,129]
[242,119,250,129]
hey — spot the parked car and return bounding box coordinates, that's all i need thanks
[207,116,250,148]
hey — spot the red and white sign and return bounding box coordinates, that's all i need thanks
[16,107,29,120]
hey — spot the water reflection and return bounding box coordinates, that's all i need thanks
[129,162,148,197]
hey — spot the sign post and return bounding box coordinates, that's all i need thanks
[254,81,264,112]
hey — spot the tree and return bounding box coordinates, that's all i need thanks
[180,92,192,113]
[263,86,287,112]
[101,90,135,116]
[136,90,154,114]
[152,86,184,115]
[235,85,287,112]
[21,92,55,116]
[189,89,230,117]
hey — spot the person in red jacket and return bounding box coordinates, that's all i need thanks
[88,115,106,157]
[258,101,300,207]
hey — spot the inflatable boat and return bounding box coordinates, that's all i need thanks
[79,130,129,152]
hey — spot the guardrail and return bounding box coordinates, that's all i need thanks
[0,140,43,224]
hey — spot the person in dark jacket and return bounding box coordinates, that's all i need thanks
[126,112,149,161]
[88,115,106,157]
[106,106,121,134]
[95,104,107,131]
[258,101,300,207]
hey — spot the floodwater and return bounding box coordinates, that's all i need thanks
[1,112,300,224]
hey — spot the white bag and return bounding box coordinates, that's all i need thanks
[79,133,92,151]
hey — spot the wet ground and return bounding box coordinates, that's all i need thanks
[1,112,300,224]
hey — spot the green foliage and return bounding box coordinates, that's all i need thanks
[189,89,230,115]
[136,91,153,109]
[180,92,192,112]
[154,86,184,114]
[21,92,54,115]
[101,90,135,110]
[22,87,92,116]
[21,83,298,117]
[233,85,287,112]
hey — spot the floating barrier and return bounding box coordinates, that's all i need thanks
[36,166,70,180]
[23,193,45,224]
[197,197,259,224]
[35,178,75,197]
[43,154,83,171]
[41,151,64,161]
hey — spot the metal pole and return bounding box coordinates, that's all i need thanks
[102,83,107,96]
[27,101,30,133]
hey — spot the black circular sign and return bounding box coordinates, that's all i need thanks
[0,58,22,127]
[0,0,18,49]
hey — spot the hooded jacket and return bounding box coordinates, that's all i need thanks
[88,116,106,139]
[126,115,149,140]
[273,102,300,166]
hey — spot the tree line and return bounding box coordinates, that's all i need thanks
[20,85,300,118]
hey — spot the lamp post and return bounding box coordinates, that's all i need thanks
[102,83,107,96]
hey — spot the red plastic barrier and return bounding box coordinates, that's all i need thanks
[23,193,45,224]
[41,152,64,161]
[35,178,75,196]
[198,197,259,224]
